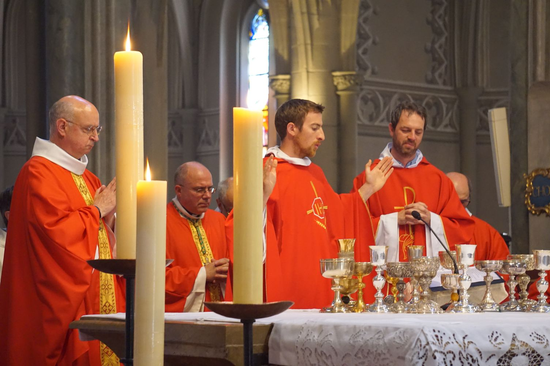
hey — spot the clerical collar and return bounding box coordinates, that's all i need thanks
[171,197,204,220]
[466,208,473,217]
[31,137,88,175]
[380,142,423,169]
[265,146,311,166]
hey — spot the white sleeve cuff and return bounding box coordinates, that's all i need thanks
[376,213,399,262]
[183,267,207,312]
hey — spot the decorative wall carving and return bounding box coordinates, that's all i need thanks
[425,0,450,86]
[168,111,184,152]
[332,71,362,92]
[356,0,379,77]
[357,80,458,133]
[197,116,219,154]
[477,90,509,133]
[3,111,26,153]
[269,74,291,95]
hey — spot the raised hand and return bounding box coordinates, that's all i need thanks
[358,157,393,201]
[263,156,278,207]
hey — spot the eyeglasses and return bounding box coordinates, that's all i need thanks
[177,184,216,195]
[460,198,470,207]
[192,186,216,195]
[65,119,103,136]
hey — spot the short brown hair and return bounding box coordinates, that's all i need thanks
[275,99,325,140]
[390,101,427,131]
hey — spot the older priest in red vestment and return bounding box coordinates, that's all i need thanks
[165,162,231,312]
[0,96,125,366]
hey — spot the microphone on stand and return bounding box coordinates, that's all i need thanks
[411,210,459,275]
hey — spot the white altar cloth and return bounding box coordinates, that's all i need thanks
[82,310,550,366]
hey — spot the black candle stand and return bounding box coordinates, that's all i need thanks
[205,301,293,366]
[87,258,173,366]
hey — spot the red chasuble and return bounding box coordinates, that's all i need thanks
[262,157,375,309]
[470,215,510,260]
[0,156,125,366]
[165,204,232,312]
[352,157,474,261]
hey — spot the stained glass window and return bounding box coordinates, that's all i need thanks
[247,8,269,154]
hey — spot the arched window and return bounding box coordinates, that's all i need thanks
[247,8,269,155]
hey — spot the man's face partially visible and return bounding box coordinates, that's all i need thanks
[294,112,325,158]
[389,110,425,161]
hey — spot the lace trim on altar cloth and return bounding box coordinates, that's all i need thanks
[286,321,550,366]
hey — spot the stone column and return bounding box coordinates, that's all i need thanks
[133,0,168,181]
[45,0,85,106]
[456,87,483,214]
[509,0,529,253]
[25,0,47,158]
[268,74,290,146]
[332,71,361,193]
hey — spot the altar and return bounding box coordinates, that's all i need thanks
[72,310,550,366]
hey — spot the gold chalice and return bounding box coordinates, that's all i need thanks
[337,238,355,259]
[474,260,503,312]
[507,254,535,308]
[352,262,373,312]
[385,262,414,313]
[319,258,354,313]
[340,277,359,310]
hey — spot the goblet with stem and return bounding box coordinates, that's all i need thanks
[530,250,550,313]
[386,262,414,313]
[507,254,535,308]
[441,273,461,312]
[352,262,373,312]
[339,277,359,311]
[368,245,389,313]
[439,250,459,305]
[409,256,442,314]
[319,258,354,313]
[453,244,479,313]
[337,238,356,260]
[499,259,527,312]
[474,260,503,312]
[406,245,424,309]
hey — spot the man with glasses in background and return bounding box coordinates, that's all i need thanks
[165,161,231,312]
[0,95,124,365]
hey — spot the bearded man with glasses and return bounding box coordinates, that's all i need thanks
[165,161,232,312]
[0,95,124,365]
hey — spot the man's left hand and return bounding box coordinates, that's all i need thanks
[358,156,393,202]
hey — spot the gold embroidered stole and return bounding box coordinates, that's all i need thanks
[173,202,222,301]
[71,173,119,366]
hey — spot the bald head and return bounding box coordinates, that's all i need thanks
[48,95,100,159]
[216,177,234,216]
[446,172,471,207]
[174,161,214,215]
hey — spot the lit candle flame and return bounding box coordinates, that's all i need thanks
[125,24,132,51]
[145,158,151,181]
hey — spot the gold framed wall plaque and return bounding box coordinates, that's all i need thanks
[524,168,550,216]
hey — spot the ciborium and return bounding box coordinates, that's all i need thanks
[319,258,354,313]
[507,254,535,308]
[408,256,442,314]
[499,259,527,312]
[368,246,389,313]
[386,262,414,313]
[474,260,503,312]
[453,244,479,313]
[352,262,373,312]
[439,250,459,304]
[531,250,550,313]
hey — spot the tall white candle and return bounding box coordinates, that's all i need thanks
[233,107,263,304]
[134,160,167,365]
[114,26,144,259]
